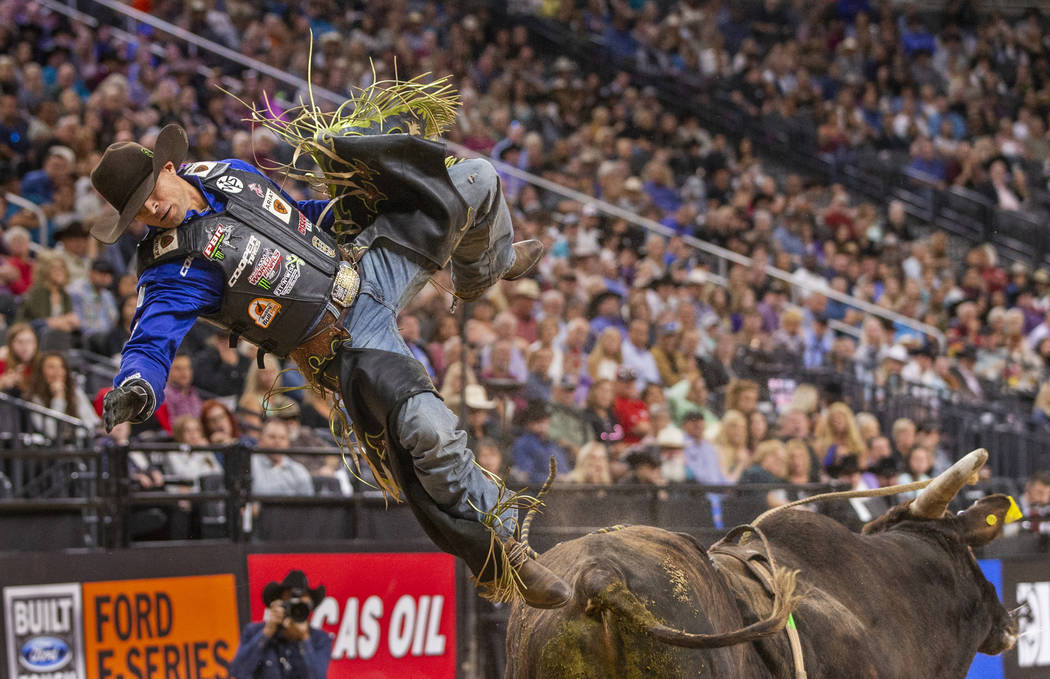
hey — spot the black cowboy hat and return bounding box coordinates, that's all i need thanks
[261,570,326,608]
[586,289,622,319]
[89,123,189,243]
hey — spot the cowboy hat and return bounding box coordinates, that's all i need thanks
[261,570,326,608]
[89,123,189,243]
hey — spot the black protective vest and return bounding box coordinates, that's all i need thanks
[136,164,344,357]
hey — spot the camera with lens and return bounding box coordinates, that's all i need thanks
[281,594,312,623]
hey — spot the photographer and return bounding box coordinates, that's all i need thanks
[230,570,332,679]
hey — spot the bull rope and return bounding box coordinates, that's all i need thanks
[752,477,935,526]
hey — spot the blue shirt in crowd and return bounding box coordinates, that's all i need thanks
[229,622,332,679]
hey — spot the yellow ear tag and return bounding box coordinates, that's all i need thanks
[985,514,998,526]
[1005,497,1023,524]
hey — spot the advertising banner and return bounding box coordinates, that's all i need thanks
[82,574,240,679]
[4,583,86,679]
[247,553,456,679]
[1002,557,1050,679]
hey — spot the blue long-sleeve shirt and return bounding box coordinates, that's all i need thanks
[114,159,334,408]
[510,431,571,485]
[229,622,332,679]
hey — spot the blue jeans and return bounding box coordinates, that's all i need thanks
[341,158,516,537]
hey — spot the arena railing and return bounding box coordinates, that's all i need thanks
[44,0,945,349]
[6,193,49,248]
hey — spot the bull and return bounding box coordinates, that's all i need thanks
[506,449,1020,678]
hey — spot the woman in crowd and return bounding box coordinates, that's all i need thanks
[564,441,613,485]
[738,439,789,509]
[24,351,99,439]
[1032,382,1050,428]
[586,326,623,382]
[200,399,244,445]
[713,409,751,483]
[898,445,935,500]
[581,378,624,448]
[166,414,223,485]
[814,401,869,470]
[237,354,283,421]
[15,256,80,334]
[748,410,770,450]
[0,323,38,395]
[724,378,760,417]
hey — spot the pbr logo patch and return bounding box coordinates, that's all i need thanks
[297,212,313,235]
[216,175,243,194]
[274,255,303,296]
[152,231,179,258]
[249,298,281,328]
[203,224,232,261]
[183,161,216,177]
[228,235,260,287]
[249,248,282,291]
[311,236,336,258]
[263,189,291,224]
[248,182,265,198]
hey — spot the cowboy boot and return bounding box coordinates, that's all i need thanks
[503,537,571,609]
[502,239,545,280]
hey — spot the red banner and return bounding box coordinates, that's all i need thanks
[246,553,457,679]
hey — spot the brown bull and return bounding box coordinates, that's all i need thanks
[506,449,1020,679]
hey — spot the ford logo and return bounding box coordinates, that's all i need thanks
[19,636,71,671]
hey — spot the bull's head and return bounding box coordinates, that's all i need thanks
[863,449,1022,655]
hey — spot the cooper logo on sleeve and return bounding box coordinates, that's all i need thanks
[263,189,292,224]
[215,175,243,194]
[228,235,260,286]
[249,298,282,328]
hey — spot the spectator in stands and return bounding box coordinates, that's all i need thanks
[69,258,117,337]
[16,255,79,337]
[164,353,204,422]
[713,409,750,483]
[522,346,554,402]
[200,399,244,445]
[681,411,726,485]
[507,279,540,344]
[238,354,283,422]
[193,331,251,406]
[564,441,612,485]
[814,402,869,470]
[251,419,314,497]
[87,294,136,358]
[612,366,650,446]
[950,344,985,402]
[724,379,760,418]
[784,438,813,489]
[1017,471,1050,526]
[0,226,34,299]
[398,312,436,380]
[451,384,500,453]
[0,322,37,395]
[587,326,624,382]
[749,411,771,450]
[230,570,332,679]
[51,222,92,286]
[738,440,789,509]
[547,374,592,459]
[25,351,99,438]
[510,401,570,485]
[1031,382,1050,429]
[898,446,935,501]
[621,318,660,388]
[21,144,74,209]
[620,445,666,487]
[167,414,222,485]
[772,308,806,361]
[666,374,718,426]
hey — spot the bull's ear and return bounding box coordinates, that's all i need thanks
[956,495,1021,547]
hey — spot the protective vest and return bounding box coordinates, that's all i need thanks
[136,164,357,357]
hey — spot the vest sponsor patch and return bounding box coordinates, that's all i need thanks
[249,297,281,328]
[183,161,216,177]
[216,175,243,194]
[274,254,303,296]
[311,236,336,257]
[179,255,194,277]
[248,182,265,198]
[249,248,282,290]
[228,235,260,286]
[297,212,313,235]
[263,189,292,224]
[152,231,179,258]
[203,224,232,261]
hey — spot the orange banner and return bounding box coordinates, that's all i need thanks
[82,574,239,679]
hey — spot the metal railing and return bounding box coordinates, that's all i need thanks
[6,193,49,248]
[49,0,944,347]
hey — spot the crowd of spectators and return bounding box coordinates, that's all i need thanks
[529,0,1050,214]
[0,0,1045,538]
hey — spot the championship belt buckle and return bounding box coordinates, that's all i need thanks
[331,261,361,308]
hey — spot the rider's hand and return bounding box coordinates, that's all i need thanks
[102,379,154,432]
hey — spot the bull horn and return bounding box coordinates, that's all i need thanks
[910,448,988,519]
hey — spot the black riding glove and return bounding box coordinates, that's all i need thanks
[103,378,156,432]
